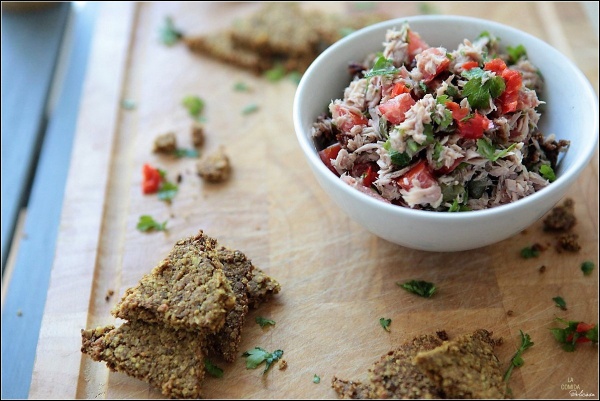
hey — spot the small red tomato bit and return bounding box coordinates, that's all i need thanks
[142,163,163,194]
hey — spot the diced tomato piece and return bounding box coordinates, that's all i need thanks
[331,104,368,134]
[457,112,491,139]
[462,60,479,70]
[352,162,379,187]
[142,163,163,194]
[407,30,429,60]
[445,101,490,139]
[391,82,410,98]
[483,58,507,75]
[498,68,522,113]
[576,322,595,333]
[397,160,437,191]
[434,157,464,175]
[378,93,416,125]
[318,143,342,175]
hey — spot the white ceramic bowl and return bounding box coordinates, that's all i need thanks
[293,15,598,252]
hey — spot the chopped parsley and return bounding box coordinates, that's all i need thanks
[364,54,399,78]
[264,63,287,82]
[461,68,505,109]
[379,317,391,332]
[159,16,183,46]
[550,318,598,352]
[242,347,284,375]
[242,103,260,115]
[581,261,595,276]
[182,95,205,121]
[233,82,251,92]
[539,164,556,182]
[520,245,540,259]
[477,139,517,162]
[204,359,224,378]
[156,170,179,202]
[121,98,136,110]
[383,140,412,168]
[313,374,321,384]
[418,2,440,14]
[503,330,534,383]
[255,316,276,328]
[552,296,567,311]
[136,215,167,232]
[506,44,527,64]
[174,148,199,158]
[397,280,436,298]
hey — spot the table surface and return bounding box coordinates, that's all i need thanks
[2,2,598,399]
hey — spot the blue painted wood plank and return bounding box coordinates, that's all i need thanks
[1,3,70,269]
[1,3,99,398]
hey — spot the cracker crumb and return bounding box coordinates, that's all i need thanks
[436,330,449,341]
[556,233,581,253]
[197,147,231,183]
[539,265,547,273]
[279,359,288,370]
[507,310,514,316]
[105,289,115,302]
[153,132,177,154]
[543,198,576,231]
[191,122,205,148]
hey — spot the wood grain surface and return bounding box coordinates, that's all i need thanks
[30,2,598,399]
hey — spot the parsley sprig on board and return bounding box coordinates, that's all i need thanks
[242,347,284,375]
[503,330,534,383]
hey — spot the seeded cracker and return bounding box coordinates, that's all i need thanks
[81,321,206,399]
[247,266,281,309]
[413,329,506,399]
[112,232,236,333]
[332,334,444,399]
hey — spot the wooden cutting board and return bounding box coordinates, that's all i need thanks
[30,2,598,399]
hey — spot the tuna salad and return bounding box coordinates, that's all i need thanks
[311,23,569,211]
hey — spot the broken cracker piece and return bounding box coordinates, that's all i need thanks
[112,232,235,333]
[413,329,506,399]
[197,146,232,183]
[81,320,206,399]
[247,266,281,309]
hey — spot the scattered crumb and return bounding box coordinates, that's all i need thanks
[543,198,576,232]
[17,309,23,317]
[538,265,547,273]
[191,122,205,148]
[279,360,288,370]
[177,173,183,184]
[153,132,177,154]
[532,243,546,253]
[105,289,115,302]
[436,330,449,341]
[556,233,581,253]
[507,310,514,316]
[197,147,232,183]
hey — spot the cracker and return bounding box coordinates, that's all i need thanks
[112,232,235,333]
[81,320,206,399]
[247,266,281,309]
[413,329,506,399]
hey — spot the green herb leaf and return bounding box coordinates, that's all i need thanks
[204,359,224,378]
[159,16,183,46]
[539,164,556,182]
[581,261,595,276]
[383,140,412,168]
[264,63,287,82]
[182,96,205,120]
[461,68,505,109]
[158,181,178,202]
[255,316,276,328]
[287,71,303,85]
[233,82,251,92]
[242,103,260,115]
[174,148,199,158]
[418,2,440,14]
[552,296,567,311]
[242,347,284,375]
[364,54,399,78]
[136,215,167,232]
[379,317,391,332]
[397,280,436,298]
[313,374,321,384]
[477,139,517,162]
[506,44,527,64]
[121,99,136,110]
[503,330,534,383]
[520,246,540,259]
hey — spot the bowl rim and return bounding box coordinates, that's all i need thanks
[293,14,599,222]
